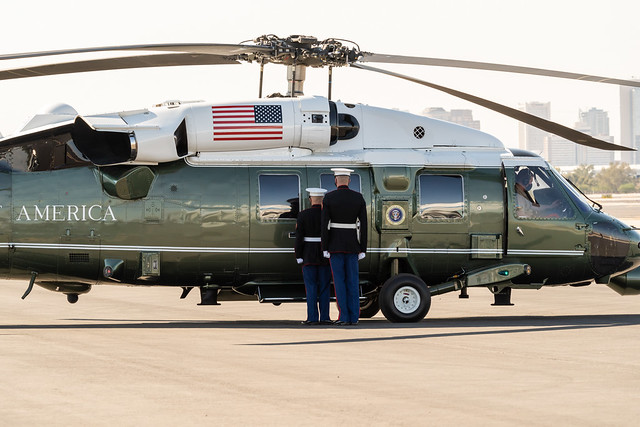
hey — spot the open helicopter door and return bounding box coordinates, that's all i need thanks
[502,158,589,285]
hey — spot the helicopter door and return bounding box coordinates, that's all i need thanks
[503,161,588,283]
[409,171,474,283]
[249,169,306,279]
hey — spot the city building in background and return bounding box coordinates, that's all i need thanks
[422,108,480,130]
[518,101,550,152]
[520,103,614,167]
[544,134,577,167]
[620,80,640,165]
[574,108,614,166]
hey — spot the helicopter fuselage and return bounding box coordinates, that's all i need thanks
[1,97,639,321]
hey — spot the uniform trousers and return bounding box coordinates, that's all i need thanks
[302,264,332,322]
[329,252,360,323]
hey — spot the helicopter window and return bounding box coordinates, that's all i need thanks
[320,173,361,193]
[258,174,300,220]
[418,175,464,220]
[550,167,594,215]
[513,166,575,219]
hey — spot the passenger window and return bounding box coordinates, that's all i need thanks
[418,175,464,219]
[320,173,361,192]
[258,174,300,220]
[513,166,574,220]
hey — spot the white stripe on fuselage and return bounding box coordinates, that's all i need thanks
[3,242,585,256]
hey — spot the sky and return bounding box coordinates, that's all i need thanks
[1,0,639,150]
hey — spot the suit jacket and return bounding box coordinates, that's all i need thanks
[321,185,368,253]
[295,205,328,265]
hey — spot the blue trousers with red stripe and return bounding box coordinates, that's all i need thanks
[330,252,360,323]
[302,264,332,322]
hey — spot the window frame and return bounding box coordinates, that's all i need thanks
[417,173,466,222]
[257,173,301,221]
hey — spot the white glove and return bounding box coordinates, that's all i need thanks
[323,251,330,259]
[296,258,303,264]
[358,252,366,260]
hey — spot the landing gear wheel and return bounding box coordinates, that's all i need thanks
[379,274,431,322]
[359,296,380,318]
[66,293,79,304]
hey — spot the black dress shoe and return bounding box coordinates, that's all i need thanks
[332,320,348,326]
[301,320,319,325]
[319,320,333,325]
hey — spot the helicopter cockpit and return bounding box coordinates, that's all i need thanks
[513,165,575,219]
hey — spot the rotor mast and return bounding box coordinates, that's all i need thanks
[247,35,360,99]
[287,64,306,97]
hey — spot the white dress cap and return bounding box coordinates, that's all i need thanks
[306,187,327,197]
[331,168,354,176]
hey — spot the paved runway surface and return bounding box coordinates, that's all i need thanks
[1,280,639,426]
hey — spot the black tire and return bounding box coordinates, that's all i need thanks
[379,274,431,322]
[359,296,380,318]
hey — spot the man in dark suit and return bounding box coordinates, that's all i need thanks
[295,188,332,325]
[321,168,367,325]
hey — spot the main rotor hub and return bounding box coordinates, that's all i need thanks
[242,34,362,67]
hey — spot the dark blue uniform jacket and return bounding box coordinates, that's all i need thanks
[321,185,368,254]
[295,205,328,265]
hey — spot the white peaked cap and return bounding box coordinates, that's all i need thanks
[306,187,327,197]
[331,168,354,176]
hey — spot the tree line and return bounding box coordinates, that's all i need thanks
[560,162,638,194]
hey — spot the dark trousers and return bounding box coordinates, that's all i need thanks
[330,252,360,323]
[302,264,332,322]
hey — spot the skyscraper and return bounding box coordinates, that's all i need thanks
[575,108,614,166]
[519,102,550,152]
[620,81,640,165]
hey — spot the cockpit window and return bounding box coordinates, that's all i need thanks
[550,167,594,216]
[513,166,575,219]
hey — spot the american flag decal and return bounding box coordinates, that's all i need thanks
[212,104,283,141]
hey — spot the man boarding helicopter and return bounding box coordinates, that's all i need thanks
[1,35,640,323]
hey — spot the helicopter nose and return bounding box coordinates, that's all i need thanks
[589,220,640,280]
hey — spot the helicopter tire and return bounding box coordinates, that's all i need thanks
[379,274,431,323]
[359,295,380,318]
[66,293,79,304]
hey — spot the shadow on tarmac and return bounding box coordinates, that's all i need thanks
[1,314,639,346]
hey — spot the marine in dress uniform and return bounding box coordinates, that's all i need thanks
[321,168,368,325]
[295,188,332,325]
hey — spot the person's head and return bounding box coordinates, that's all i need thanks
[331,168,353,187]
[516,168,534,191]
[306,188,327,206]
[335,175,350,187]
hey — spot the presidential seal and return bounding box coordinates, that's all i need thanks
[386,205,406,225]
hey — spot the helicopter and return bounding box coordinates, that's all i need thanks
[1,34,640,322]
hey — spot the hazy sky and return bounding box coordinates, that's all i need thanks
[1,0,639,149]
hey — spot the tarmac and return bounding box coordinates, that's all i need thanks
[1,281,639,426]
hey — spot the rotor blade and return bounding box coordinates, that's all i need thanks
[0,43,273,61]
[0,53,239,81]
[352,63,634,152]
[360,53,640,88]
